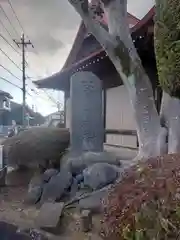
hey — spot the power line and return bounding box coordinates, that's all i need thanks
[0,64,21,81]
[0,77,33,98]
[0,76,21,89]
[0,32,29,67]
[7,0,25,34]
[6,0,50,76]
[0,32,21,57]
[40,89,58,104]
[28,88,58,104]
[1,1,51,85]
[0,46,58,106]
[0,76,59,106]
[0,47,22,71]
[0,17,14,40]
[0,4,57,107]
[26,75,58,104]
[0,43,57,106]
[0,3,19,37]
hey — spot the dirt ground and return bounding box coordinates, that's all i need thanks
[0,183,102,240]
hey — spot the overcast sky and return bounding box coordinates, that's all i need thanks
[0,0,154,116]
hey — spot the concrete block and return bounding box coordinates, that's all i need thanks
[36,202,64,234]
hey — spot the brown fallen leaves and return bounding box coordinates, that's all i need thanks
[102,154,180,240]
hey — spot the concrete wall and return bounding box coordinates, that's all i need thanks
[65,85,137,148]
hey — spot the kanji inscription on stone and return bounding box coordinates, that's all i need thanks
[70,71,104,153]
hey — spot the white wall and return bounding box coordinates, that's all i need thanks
[106,85,137,148]
[65,85,137,148]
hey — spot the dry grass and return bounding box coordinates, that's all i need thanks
[102,154,180,240]
[3,127,70,168]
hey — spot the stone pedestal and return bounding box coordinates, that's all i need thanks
[70,72,104,154]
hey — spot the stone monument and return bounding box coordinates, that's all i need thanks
[70,71,104,154]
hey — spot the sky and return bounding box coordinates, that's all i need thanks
[0,0,154,116]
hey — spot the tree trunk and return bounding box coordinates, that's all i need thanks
[167,98,180,153]
[160,92,180,153]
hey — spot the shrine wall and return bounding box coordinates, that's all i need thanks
[106,85,137,148]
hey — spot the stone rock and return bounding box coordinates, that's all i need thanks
[70,72,104,153]
[42,168,59,182]
[0,221,31,240]
[25,174,44,204]
[17,228,48,240]
[6,167,34,187]
[79,187,108,213]
[75,173,84,183]
[3,127,70,168]
[69,178,79,198]
[83,163,118,190]
[36,202,64,234]
[64,151,121,175]
[40,170,72,203]
[80,210,92,232]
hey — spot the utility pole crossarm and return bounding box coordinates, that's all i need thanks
[13,34,34,128]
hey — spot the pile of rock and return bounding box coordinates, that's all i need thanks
[26,151,123,209]
[25,151,125,236]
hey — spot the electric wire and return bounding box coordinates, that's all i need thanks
[0,3,19,37]
[0,64,21,81]
[0,76,21,89]
[0,2,59,107]
[0,17,14,40]
[7,0,25,34]
[0,33,21,57]
[0,47,22,71]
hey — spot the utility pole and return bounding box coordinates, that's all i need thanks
[14,34,34,128]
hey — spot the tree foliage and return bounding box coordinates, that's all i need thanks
[102,154,180,240]
[155,0,180,97]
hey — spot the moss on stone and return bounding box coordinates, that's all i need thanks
[154,0,180,98]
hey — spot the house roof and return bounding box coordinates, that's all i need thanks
[0,90,13,99]
[34,6,155,90]
[59,10,140,71]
